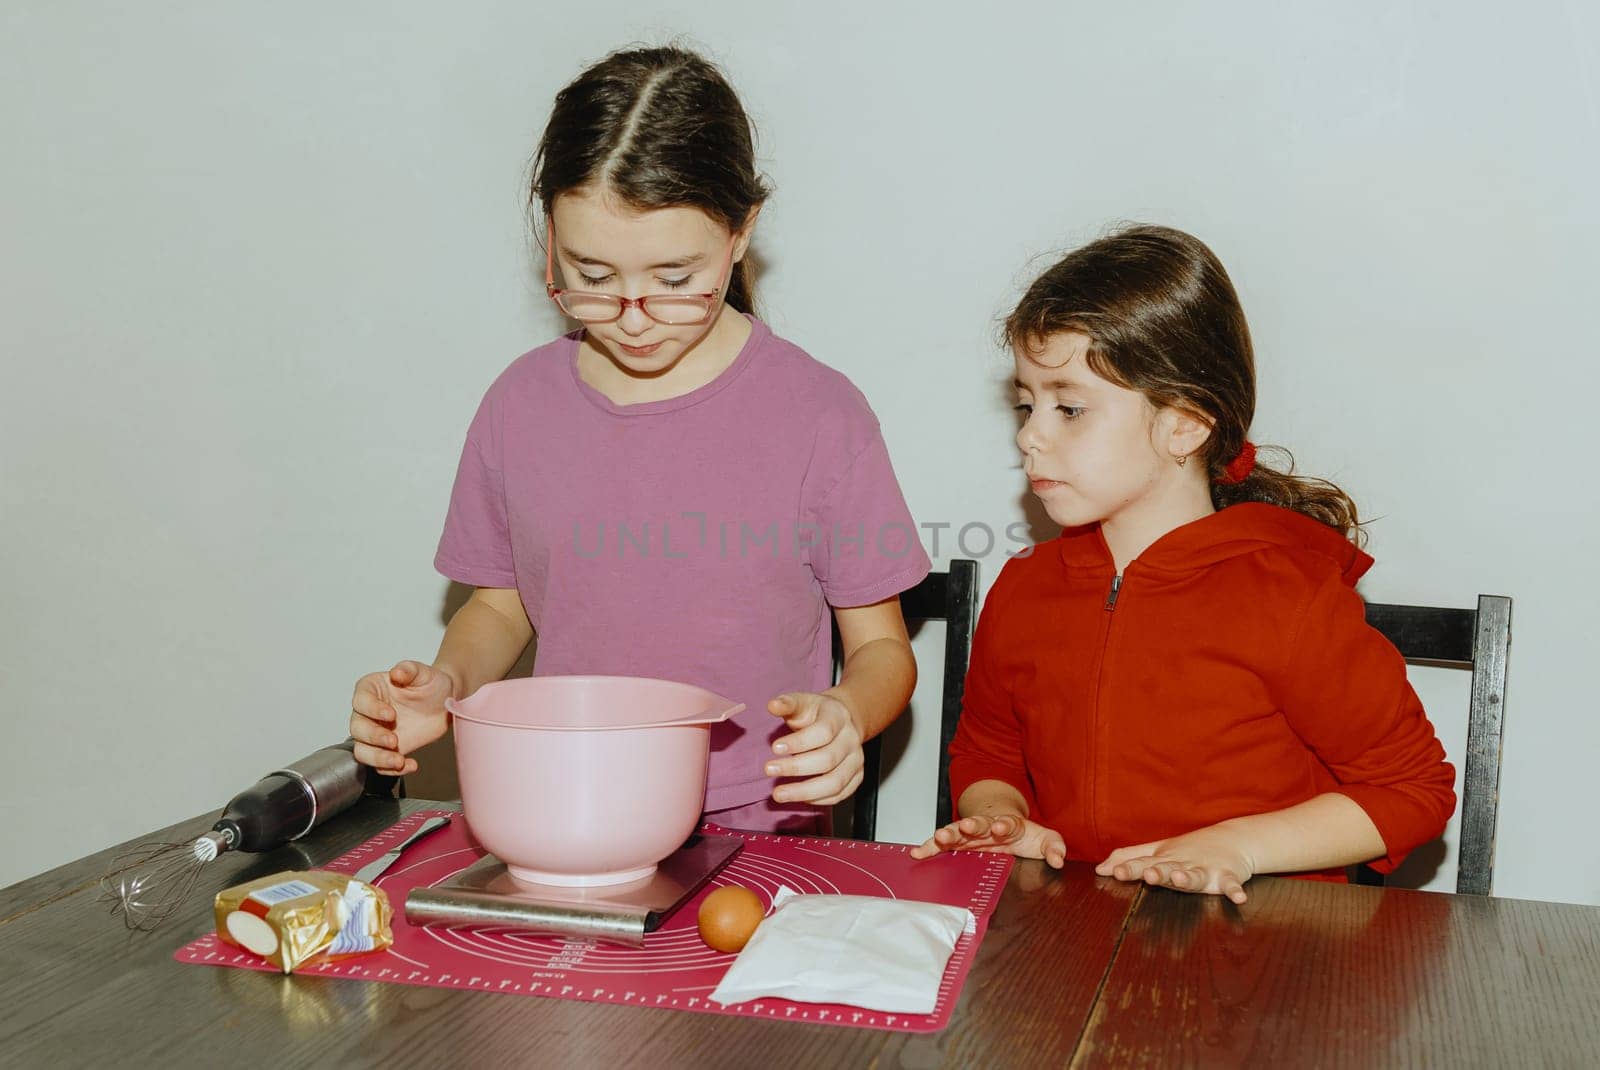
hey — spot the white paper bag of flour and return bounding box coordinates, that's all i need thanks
[708,886,974,1014]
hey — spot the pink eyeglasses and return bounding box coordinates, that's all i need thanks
[545,222,736,326]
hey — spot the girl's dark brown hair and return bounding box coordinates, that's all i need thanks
[530,45,771,314]
[1003,224,1363,544]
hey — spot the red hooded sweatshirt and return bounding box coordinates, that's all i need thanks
[948,503,1456,877]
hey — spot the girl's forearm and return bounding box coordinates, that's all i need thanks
[433,589,534,700]
[827,636,916,741]
[957,779,1032,821]
[1219,792,1387,875]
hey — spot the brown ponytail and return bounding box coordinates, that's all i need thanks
[1211,445,1363,544]
[1003,225,1363,544]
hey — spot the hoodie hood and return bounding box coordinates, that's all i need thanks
[1057,502,1372,586]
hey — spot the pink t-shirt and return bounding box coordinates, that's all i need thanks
[435,315,931,811]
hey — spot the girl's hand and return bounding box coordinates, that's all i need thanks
[349,660,456,775]
[764,691,865,806]
[909,813,1067,867]
[1095,826,1257,904]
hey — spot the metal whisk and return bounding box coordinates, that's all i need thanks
[99,829,234,931]
[97,740,385,931]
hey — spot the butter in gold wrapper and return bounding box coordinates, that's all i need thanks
[213,870,392,974]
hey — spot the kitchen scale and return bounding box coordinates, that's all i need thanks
[403,831,743,946]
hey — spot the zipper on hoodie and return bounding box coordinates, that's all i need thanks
[1087,568,1125,850]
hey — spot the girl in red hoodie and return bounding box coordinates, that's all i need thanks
[910,226,1455,902]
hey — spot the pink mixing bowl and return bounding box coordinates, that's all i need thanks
[446,675,744,887]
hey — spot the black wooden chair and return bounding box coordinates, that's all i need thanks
[838,560,979,841]
[1354,594,1513,895]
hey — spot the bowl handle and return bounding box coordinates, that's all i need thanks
[699,702,745,724]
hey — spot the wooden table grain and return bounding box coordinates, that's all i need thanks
[0,798,1139,1069]
[1075,875,1600,1068]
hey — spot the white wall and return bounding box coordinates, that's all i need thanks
[4,2,1596,904]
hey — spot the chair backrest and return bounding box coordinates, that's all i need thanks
[1355,594,1513,895]
[838,560,979,841]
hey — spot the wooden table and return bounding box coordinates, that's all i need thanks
[3,798,1597,1068]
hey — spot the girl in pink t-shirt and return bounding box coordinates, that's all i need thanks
[347,46,929,833]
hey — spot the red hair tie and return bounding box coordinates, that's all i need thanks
[1218,441,1257,485]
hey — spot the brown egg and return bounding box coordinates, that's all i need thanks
[697,884,766,953]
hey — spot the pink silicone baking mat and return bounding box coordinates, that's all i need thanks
[175,809,1012,1033]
